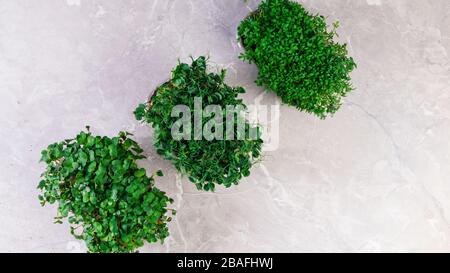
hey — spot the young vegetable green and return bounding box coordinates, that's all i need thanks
[238,0,357,118]
[38,128,174,253]
[135,57,263,191]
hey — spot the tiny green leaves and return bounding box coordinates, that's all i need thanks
[134,103,147,121]
[38,129,174,253]
[135,168,146,178]
[135,57,263,191]
[238,0,357,118]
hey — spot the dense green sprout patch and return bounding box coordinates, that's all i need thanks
[38,129,174,253]
[135,57,263,191]
[238,0,357,118]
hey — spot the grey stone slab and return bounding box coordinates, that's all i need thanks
[0,0,449,252]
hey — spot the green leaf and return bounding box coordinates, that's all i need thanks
[108,144,118,158]
[86,135,95,147]
[40,150,50,163]
[82,191,89,203]
[93,222,102,233]
[134,104,147,121]
[135,168,146,178]
[79,151,88,166]
[144,192,155,205]
[77,132,87,145]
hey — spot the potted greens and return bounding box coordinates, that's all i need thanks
[135,57,263,191]
[38,128,174,253]
[238,0,357,118]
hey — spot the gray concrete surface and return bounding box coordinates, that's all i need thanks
[1,0,450,252]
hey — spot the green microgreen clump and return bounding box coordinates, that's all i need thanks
[38,128,174,253]
[238,0,357,118]
[135,56,263,191]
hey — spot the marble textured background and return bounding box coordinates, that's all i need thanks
[1,0,450,252]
